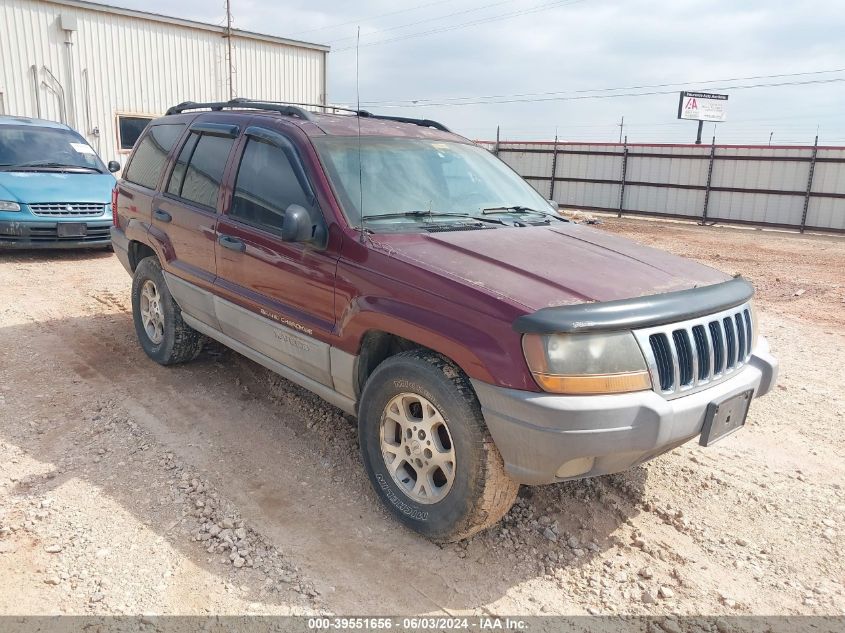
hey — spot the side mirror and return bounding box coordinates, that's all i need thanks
[107,160,121,173]
[281,204,314,242]
[547,199,558,210]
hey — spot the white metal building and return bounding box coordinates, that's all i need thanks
[0,0,329,165]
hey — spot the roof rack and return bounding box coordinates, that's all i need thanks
[165,99,316,121]
[357,112,451,133]
[164,98,452,132]
[230,98,367,115]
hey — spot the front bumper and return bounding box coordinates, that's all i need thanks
[0,220,111,249]
[472,340,778,485]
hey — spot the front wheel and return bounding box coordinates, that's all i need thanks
[358,350,519,542]
[131,256,204,365]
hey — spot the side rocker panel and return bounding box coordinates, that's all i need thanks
[164,271,221,331]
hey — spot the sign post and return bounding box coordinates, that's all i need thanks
[677,91,728,144]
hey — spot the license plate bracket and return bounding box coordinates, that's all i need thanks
[700,389,753,446]
[57,222,87,238]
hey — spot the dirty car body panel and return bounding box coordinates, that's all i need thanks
[111,103,778,495]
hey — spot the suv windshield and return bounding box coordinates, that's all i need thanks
[313,137,552,227]
[0,126,105,172]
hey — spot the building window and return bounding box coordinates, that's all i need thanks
[117,114,155,151]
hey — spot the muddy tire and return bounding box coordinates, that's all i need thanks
[358,350,519,542]
[131,256,204,365]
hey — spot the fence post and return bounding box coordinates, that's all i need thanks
[800,135,819,233]
[617,136,628,217]
[493,125,500,157]
[549,134,559,201]
[701,135,716,223]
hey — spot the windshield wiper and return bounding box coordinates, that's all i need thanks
[482,205,551,216]
[366,211,502,224]
[368,210,508,226]
[11,161,102,173]
[367,211,473,220]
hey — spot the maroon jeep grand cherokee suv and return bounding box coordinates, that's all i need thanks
[111,99,778,541]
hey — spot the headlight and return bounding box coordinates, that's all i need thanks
[0,201,21,211]
[522,331,652,394]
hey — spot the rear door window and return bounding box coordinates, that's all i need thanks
[166,132,235,210]
[229,137,313,234]
[123,124,185,190]
[166,132,201,198]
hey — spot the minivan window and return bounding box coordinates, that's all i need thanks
[167,132,234,210]
[124,124,185,190]
[0,126,106,172]
[229,137,314,234]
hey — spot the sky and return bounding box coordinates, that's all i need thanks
[113,0,845,144]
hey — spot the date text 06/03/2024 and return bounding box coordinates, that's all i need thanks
[306,617,528,630]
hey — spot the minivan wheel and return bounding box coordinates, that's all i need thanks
[358,350,519,542]
[131,256,204,365]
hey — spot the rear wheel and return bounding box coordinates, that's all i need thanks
[358,350,518,542]
[131,256,204,365]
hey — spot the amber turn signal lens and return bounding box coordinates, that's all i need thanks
[531,370,652,395]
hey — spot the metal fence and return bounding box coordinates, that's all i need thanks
[477,139,845,233]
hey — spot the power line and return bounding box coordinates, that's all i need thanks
[457,111,842,131]
[333,0,588,52]
[356,77,845,108]
[359,68,845,106]
[327,0,517,44]
[287,0,454,36]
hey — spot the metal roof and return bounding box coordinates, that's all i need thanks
[40,0,330,52]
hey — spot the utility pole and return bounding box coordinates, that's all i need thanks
[549,133,559,202]
[618,116,624,143]
[768,131,774,146]
[225,0,235,100]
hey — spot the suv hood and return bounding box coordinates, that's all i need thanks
[372,223,730,311]
[0,172,115,204]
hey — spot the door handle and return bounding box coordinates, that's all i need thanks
[153,209,172,223]
[218,234,246,252]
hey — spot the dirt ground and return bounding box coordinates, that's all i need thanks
[0,216,843,618]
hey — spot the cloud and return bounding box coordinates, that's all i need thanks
[110,0,845,143]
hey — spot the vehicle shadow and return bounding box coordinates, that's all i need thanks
[0,248,113,264]
[0,310,648,615]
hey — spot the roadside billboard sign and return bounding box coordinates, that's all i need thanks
[677,91,728,122]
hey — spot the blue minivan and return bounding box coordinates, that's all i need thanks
[0,116,120,249]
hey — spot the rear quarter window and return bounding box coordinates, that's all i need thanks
[123,124,185,190]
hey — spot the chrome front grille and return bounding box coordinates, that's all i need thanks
[633,303,754,399]
[29,203,106,217]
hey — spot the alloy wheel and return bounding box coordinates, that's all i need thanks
[379,393,456,504]
[139,279,165,345]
